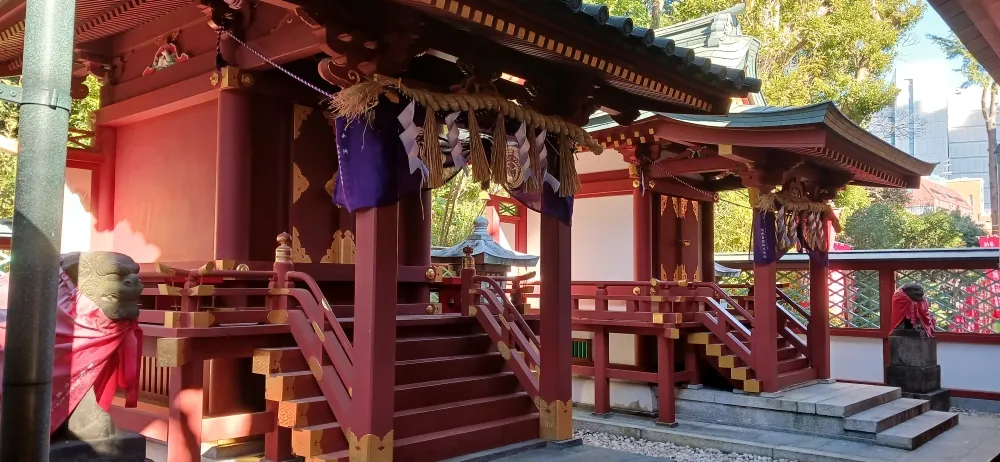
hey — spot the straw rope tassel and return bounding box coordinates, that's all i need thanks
[422,107,444,188]
[558,134,580,197]
[524,125,541,193]
[490,113,507,187]
[467,111,490,183]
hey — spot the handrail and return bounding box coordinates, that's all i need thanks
[475,275,539,349]
[471,287,540,396]
[287,271,354,362]
[696,296,753,364]
[488,271,536,283]
[776,289,810,323]
[776,304,809,357]
[694,282,755,325]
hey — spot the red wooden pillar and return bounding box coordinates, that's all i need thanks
[701,201,715,283]
[398,190,431,303]
[633,183,654,370]
[539,213,572,440]
[808,253,831,380]
[352,205,398,460]
[206,88,252,416]
[263,400,292,462]
[656,335,676,426]
[593,288,610,416]
[750,195,779,392]
[167,360,205,462]
[879,270,896,381]
[95,127,116,233]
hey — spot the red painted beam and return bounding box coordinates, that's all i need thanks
[97,69,219,127]
[201,411,275,441]
[237,23,327,71]
[651,155,746,175]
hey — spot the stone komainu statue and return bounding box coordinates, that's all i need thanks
[0,251,143,440]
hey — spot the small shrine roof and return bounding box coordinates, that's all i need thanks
[431,217,539,267]
[585,102,936,189]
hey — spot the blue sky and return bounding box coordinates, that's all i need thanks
[894,0,969,90]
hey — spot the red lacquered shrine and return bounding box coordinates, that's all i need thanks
[0,0,764,460]
[557,102,935,426]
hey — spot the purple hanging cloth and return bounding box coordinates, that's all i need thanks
[333,95,424,212]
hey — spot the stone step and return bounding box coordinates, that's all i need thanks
[814,385,901,417]
[844,398,930,433]
[875,410,959,450]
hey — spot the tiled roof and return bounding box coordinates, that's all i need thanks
[654,3,764,105]
[553,1,762,95]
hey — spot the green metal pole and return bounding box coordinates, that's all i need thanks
[0,0,76,457]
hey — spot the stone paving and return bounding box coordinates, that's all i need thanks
[575,412,1000,462]
[494,444,671,461]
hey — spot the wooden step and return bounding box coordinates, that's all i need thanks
[395,333,491,361]
[777,356,809,373]
[278,396,334,429]
[309,414,540,462]
[777,345,799,361]
[253,347,309,375]
[395,372,520,411]
[396,353,506,385]
[265,371,322,402]
[293,422,346,457]
[395,392,534,439]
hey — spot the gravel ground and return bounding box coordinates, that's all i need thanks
[951,407,1000,418]
[574,430,795,462]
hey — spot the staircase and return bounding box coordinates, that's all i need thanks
[254,316,539,461]
[686,285,815,393]
[676,382,958,450]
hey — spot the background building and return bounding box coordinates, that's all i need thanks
[876,62,996,216]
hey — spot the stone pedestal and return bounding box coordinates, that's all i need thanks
[885,327,950,411]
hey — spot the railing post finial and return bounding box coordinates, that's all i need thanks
[462,246,475,271]
[276,232,292,264]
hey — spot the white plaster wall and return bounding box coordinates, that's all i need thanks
[574,149,630,174]
[938,343,1000,393]
[830,336,884,383]
[572,376,657,413]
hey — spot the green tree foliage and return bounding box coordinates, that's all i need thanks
[841,204,976,250]
[663,0,923,125]
[832,185,872,222]
[0,75,102,218]
[928,33,999,234]
[714,190,752,252]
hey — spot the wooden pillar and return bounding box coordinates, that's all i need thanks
[95,127,116,233]
[751,199,779,392]
[207,88,252,416]
[398,190,431,303]
[539,213,572,440]
[879,270,896,382]
[701,201,715,282]
[633,185,654,370]
[808,253,831,380]
[592,327,610,415]
[167,360,205,462]
[656,335,676,426]
[263,400,292,462]
[352,205,398,460]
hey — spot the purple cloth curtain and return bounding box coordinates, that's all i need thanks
[753,210,778,265]
[333,94,574,224]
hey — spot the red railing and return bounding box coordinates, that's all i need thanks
[716,248,1000,340]
[134,233,358,440]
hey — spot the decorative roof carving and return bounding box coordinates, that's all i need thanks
[655,3,765,106]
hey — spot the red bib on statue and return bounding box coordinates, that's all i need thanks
[0,267,142,433]
[890,288,934,338]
